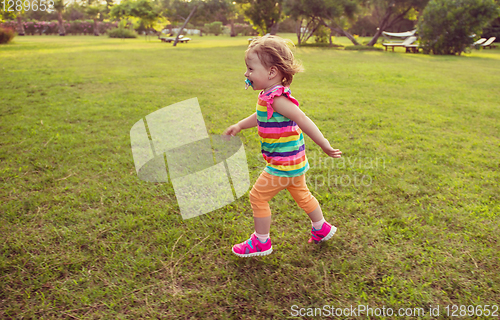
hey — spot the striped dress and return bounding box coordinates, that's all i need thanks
[256,85,309,177]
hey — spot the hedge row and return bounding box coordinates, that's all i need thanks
[0,20,118,35]
[1,20,258,37]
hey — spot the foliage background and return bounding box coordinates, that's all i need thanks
[417,0,500,55]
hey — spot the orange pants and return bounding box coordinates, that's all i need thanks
[249,171,319,218]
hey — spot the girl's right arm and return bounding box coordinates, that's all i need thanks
[223,112,257,136]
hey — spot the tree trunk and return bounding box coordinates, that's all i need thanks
[367,2,396,46]
[173,5,197,46]
[230,19,236,37]
[367,28,383,46]
[322,19,359,46]
[16,15,25,36]
[296,18,318,45]
[270,3,282,35]
[296,19,301,45]
[367,6,412,46]
[270,22,279,35]
[94,19,99,36]
[57,11,66,36]
[305,24,318,43]
[93,19,99,36]
[342,28,359,46]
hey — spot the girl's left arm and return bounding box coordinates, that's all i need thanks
[272,96,342,158]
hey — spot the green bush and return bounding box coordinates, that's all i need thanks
[108,27,138,38]
[418,0,500,55]
[66,20,95,35]
[314,25,329,44]
[204,21,223,36]
[0,27,15,44]
[234,23,258,36]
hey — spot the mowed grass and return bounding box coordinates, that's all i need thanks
[1,34,499,319]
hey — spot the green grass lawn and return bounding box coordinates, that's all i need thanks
[1,34,499,319]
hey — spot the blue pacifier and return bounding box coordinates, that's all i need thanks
[245,78,253,90]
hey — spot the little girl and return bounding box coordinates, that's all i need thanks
[223,35,342,257]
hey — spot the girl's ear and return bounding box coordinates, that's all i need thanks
[268,66,280,80]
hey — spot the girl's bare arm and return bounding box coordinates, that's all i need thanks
[223,112,257,136]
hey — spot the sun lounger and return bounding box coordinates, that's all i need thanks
[404,42,421,53]
[472,38,487,47]
[480,37,497,49]
[383,36,417,52]
[382,29,417,43]
[160,35,191,43]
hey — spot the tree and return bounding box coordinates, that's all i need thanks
[52,0,67,35]
[173,2,197,45]
[235,0,283,35]
[285,0,361,45]
[85,5,103,36]
[201,0,238,36]
[285,0,322,44]
[2,2,26,35]
[226,2,239,36]
[110,0,135,20]
[110,0,161,39]
[130,0,162,38]
[366,0,429,46]
[482,16,500,39]
[418,0,500,55]
[319,0,361,45]
[103,0,115,16]
[163,0,231,45]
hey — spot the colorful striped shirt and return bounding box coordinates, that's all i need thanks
[256,85,309,177]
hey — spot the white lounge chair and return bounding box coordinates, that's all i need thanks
[382,29,417,43]
[480,37,497,49]
[159,35,191,43]
[383,36,417,52]
[472,38,487,47]
[404,41,421,53]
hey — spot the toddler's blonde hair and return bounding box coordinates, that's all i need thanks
[246,35,304,87]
